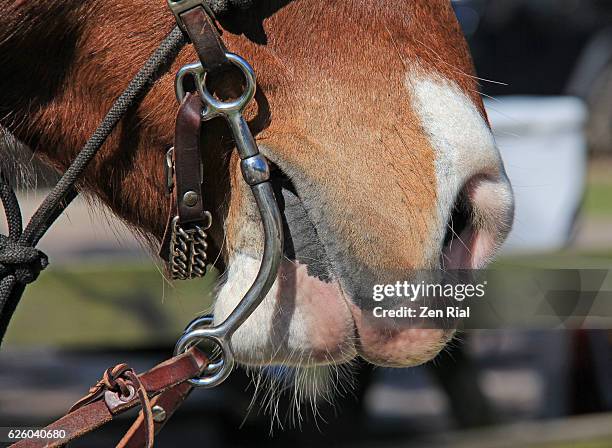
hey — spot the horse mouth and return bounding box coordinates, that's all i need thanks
[258,165,510,367]
[270,166,335,281]
[226,164,511,368]
[265,166,452,368]
[264,165,357,365]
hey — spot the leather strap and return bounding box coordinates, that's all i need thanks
[174,93,207,225]
[66,364,155,447]
[165,2,231,232]
[9,348,208,448]
[159,3,230,266]
[159,93,206,261]
[179,6,229,73]
[117,381,194,447]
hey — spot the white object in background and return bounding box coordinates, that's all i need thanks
[485,96,588,253]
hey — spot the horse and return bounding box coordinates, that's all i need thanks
[0,0,514,387]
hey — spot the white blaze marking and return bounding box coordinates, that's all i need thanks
[406,74,507,259]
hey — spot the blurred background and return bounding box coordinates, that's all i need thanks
[2,0,612,446]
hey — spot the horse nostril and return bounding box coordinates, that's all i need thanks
[441,174,514,269]
[441,180,476,270]
[442,189,472,250]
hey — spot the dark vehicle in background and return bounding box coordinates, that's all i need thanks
[454,0,612,154]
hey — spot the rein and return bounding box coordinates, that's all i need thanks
[0,1,283,446]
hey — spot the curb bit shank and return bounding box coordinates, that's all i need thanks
[173,50,284,387]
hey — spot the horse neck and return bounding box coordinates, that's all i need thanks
[0,2,84,128]
[0,1,173,239]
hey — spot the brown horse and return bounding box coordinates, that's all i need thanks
[0,0,513,374]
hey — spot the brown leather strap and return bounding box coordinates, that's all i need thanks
[122,369,155,447]
[174,93,207,225]
[117,381,194,448]
[65,364,155,447]
[159,93,206,261]
[9,348,208,448]
[180,6,229,73]
[168,4,231,228]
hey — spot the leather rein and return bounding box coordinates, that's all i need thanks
[0,1,283,446]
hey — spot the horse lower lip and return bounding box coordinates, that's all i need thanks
[346,301,453,367]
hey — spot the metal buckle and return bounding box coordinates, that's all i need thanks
[167,0,216,33]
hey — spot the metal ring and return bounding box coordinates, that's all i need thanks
[175,62,204,103]
[183,314,214,333]
[198,53,256,115]
[174,326,234,388]
[201,211,213,230]
[174,54,256,112]
[180,315,224,374]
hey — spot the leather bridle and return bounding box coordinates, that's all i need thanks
[0,1,283,446]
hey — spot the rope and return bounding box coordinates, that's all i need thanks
[0,25,187,344]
